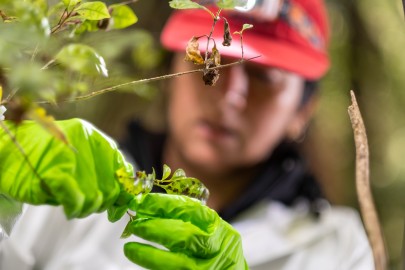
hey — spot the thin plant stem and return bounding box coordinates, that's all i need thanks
[240,35,244,60]
[115,0,139,6]
[51,9,68,34]
[31,44,39,62]
[204,16,219,64]
[35,56,260,104]
[402,0,405,18]
[41,60,55,70]
[4,88,19,103]
[348,90,388,270]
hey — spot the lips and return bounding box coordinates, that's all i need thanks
[196,119,238,142]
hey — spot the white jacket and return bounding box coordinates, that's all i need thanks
[0,200,374,270]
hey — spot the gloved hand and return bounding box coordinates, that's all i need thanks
[0,118,134,220]
[123,193,249,270]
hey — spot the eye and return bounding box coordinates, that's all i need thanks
[244,65,287,91]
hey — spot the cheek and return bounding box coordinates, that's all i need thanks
[167,74,210,150]
[242,115,285,162]
[168,79,197,134]
[241,96,299,162]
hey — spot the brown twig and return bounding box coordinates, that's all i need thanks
[348,90,388,270]
[114,0,140,6]
[204,13,220,65]
[34,56,260,104]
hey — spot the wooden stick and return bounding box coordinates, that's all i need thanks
[348,90,388,270]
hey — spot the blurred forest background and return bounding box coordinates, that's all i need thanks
[35,0,405,268]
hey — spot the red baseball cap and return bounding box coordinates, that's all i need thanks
[161,0,330,80]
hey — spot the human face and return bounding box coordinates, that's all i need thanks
[166,53,305,173]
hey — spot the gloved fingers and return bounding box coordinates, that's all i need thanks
[34,135,99,218]
[107,204,128,222]
[1,122,78,216]
[38,127,104,218]
[58,119,121,216]
[64,119,129,213]
[41,173,85,219]
[129,193,218,232]
[124,242,197,270]
[87,125,130,210]
[126,218,219,257]
[93,148,130,212]
[0,119,126,219]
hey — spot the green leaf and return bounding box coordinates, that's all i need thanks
[75,1,110,21]
[242,23,253,31]
[162,164,171,181]
[120,220,133,239]
[73,19,99,35]
[234,23,254,35]
[31,0,48,13]
[216,0,249,9]
[55,44,108,77]
[108,4,138,29]
[173,168,186,178]
[169,0,205,10]
[62,0,81,12]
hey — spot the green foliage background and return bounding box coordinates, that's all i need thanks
[1,0,404,268]
[305,0,405,268]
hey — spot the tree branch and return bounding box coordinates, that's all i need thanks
[348,90,388,270]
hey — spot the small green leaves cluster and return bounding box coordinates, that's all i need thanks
[116,164,210,205]
[155,164,210,204]
[115,167,155,196]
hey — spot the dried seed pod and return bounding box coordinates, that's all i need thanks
[203,62,220,86]
[222,18,232,47]
[202,44,221,86]
[184,36,205,65]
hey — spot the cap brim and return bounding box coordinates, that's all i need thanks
[161,10,329,80]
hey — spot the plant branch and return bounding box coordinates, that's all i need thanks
[204,15,219,65]
[35,56,260,104]
[41,60,55,70]
[240,35,245,59]
[51,8,68,34]
[115,0,140,6]
[51,5,79,35]
[4,88,19,103]
[348,90,388,270]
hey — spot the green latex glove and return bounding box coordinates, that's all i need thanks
[0,118,134,220]
[123,193,249,270]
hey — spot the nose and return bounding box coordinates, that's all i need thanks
[220,64,249,110]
